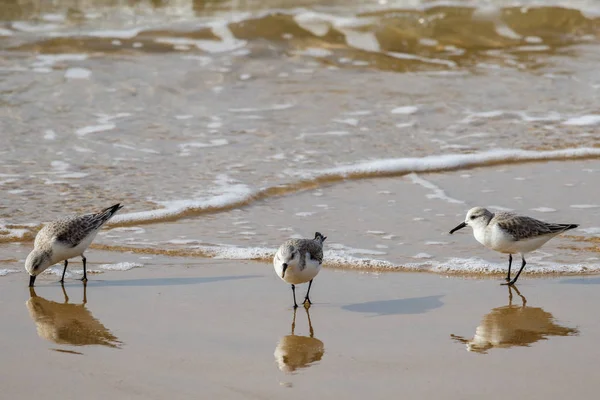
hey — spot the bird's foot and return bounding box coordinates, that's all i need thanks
[501,280,516,286]
[79,277,88,283]
[293,304,298,309]
[303,298,312,305]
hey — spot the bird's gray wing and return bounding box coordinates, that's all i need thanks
[54,204,122,247]
[497,215,571,241]
[305,241,324,263]
[54,214,107,247]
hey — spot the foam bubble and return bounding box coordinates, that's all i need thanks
[229,104,293,113]
[44,130,56,140]
[65,67,91,79]
[578,227,600,236]
[328,243,386,256]
[531,207,557,213]
[563,115,600,126]
[97,262,143,271]
[179,140,229,153]
[76,124,116,136]
[413,253,433,259]
[391,106,419,115]
[0,269,19,277]
[295,212,315,217]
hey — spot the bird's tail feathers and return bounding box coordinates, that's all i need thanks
[560,224,579,231]
[314,232,327,244]
[97,203,124,223]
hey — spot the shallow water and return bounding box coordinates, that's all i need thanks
[1,0,599,276]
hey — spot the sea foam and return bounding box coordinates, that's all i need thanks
[109,148,600,226]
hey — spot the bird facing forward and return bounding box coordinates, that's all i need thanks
[273,232,327,308]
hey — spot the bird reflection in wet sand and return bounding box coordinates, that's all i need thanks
[274,307,324,373]
[26,285,121,348]
[451,286,578,354]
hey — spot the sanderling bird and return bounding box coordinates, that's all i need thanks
[273,232,327,308]
[25,203,123,287]
[449,207,578,285]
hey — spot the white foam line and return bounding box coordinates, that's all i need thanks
[108,148,600,226]
[563,115,600,126]
[429,258,600,275]
[406,173,464,204]
[112,185,256,225]
[171,245,600,275]
[194,245,401,269]
[97,262,143,271]
[316,148,600,178]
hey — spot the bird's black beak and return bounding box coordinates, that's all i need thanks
[449,222,467,234]
[281,263,288,279]
[28,275,36,287]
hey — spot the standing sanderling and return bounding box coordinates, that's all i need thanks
[449,207,578,285]
[273,232,327,308]
[25,203,123,287]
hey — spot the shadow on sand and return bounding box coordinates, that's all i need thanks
[342,295,444,316]
[58,274,262,288]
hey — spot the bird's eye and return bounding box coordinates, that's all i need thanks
[470,215,476,220]
[291,253,295,259]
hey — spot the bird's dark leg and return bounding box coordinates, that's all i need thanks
[80,255,87,282]
[60,260,68,284]
[303,279,313,307]
[291,284,298,309]
[505,254,512,282]
[504,255,527,286]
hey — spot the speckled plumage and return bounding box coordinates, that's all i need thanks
[273,232,327,308]
[277,238,324,270]
[37,205,122,249]
[493,212,577,241]
[450,207,578,286]
[25,203,123,286]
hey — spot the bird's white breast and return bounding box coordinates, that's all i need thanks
[474,224,518,254]
[50,231,98,264]
[273,253,321,285]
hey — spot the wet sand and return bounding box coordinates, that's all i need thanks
[1,255,599,399]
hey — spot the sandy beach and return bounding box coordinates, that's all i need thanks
[1,253,599,399]
[2,1,600,398]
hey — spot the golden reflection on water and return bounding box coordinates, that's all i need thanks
[451,286,578,354]
[26,285,122,349]
[274,307,324,373]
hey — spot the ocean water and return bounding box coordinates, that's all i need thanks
[1,0,599,277]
